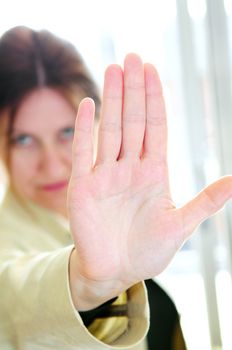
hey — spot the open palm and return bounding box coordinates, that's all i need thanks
[68,54,232,308]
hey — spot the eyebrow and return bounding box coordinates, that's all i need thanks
[11,124,75,135]
[10,129,34,135]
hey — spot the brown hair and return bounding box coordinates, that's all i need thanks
[0,26,100,131]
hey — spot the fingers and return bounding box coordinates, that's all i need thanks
[120,54,146,159]
[96,54,146,163]
[95,64,123,164]
[71,98,95,177]
[96,54,167,164]
[143,63,167,162]
[181,176,232,237]
[72,56,168,178]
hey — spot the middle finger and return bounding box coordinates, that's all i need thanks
[119,54,146,159]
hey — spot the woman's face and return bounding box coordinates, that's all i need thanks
[8,87,78,216]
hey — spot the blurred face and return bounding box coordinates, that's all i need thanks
[8,88,78,217]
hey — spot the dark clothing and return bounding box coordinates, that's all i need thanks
[145,279,187,350]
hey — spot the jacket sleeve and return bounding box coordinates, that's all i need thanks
[0,245,149,349]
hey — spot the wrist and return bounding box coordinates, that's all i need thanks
[69,248,126,311]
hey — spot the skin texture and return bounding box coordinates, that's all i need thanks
[68,54,232,310]
[8,88,77,217]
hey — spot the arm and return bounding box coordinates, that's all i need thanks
[0,245,149,349]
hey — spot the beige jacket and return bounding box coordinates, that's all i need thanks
[0,189,149,350]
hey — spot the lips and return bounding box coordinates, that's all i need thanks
[41,180,68,192]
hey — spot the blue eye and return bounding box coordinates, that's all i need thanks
[60,127,74,140]
[11,134,33,146]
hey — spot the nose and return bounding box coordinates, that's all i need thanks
[39,144,70,180]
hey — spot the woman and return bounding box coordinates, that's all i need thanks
[0,26,231,350]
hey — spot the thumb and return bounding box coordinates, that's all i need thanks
[180,176,232,237]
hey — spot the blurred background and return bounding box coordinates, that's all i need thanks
[1,0,232,348]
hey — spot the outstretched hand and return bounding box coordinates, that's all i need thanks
[68,54,232,310]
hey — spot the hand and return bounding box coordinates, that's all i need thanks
[67,54,232,310]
